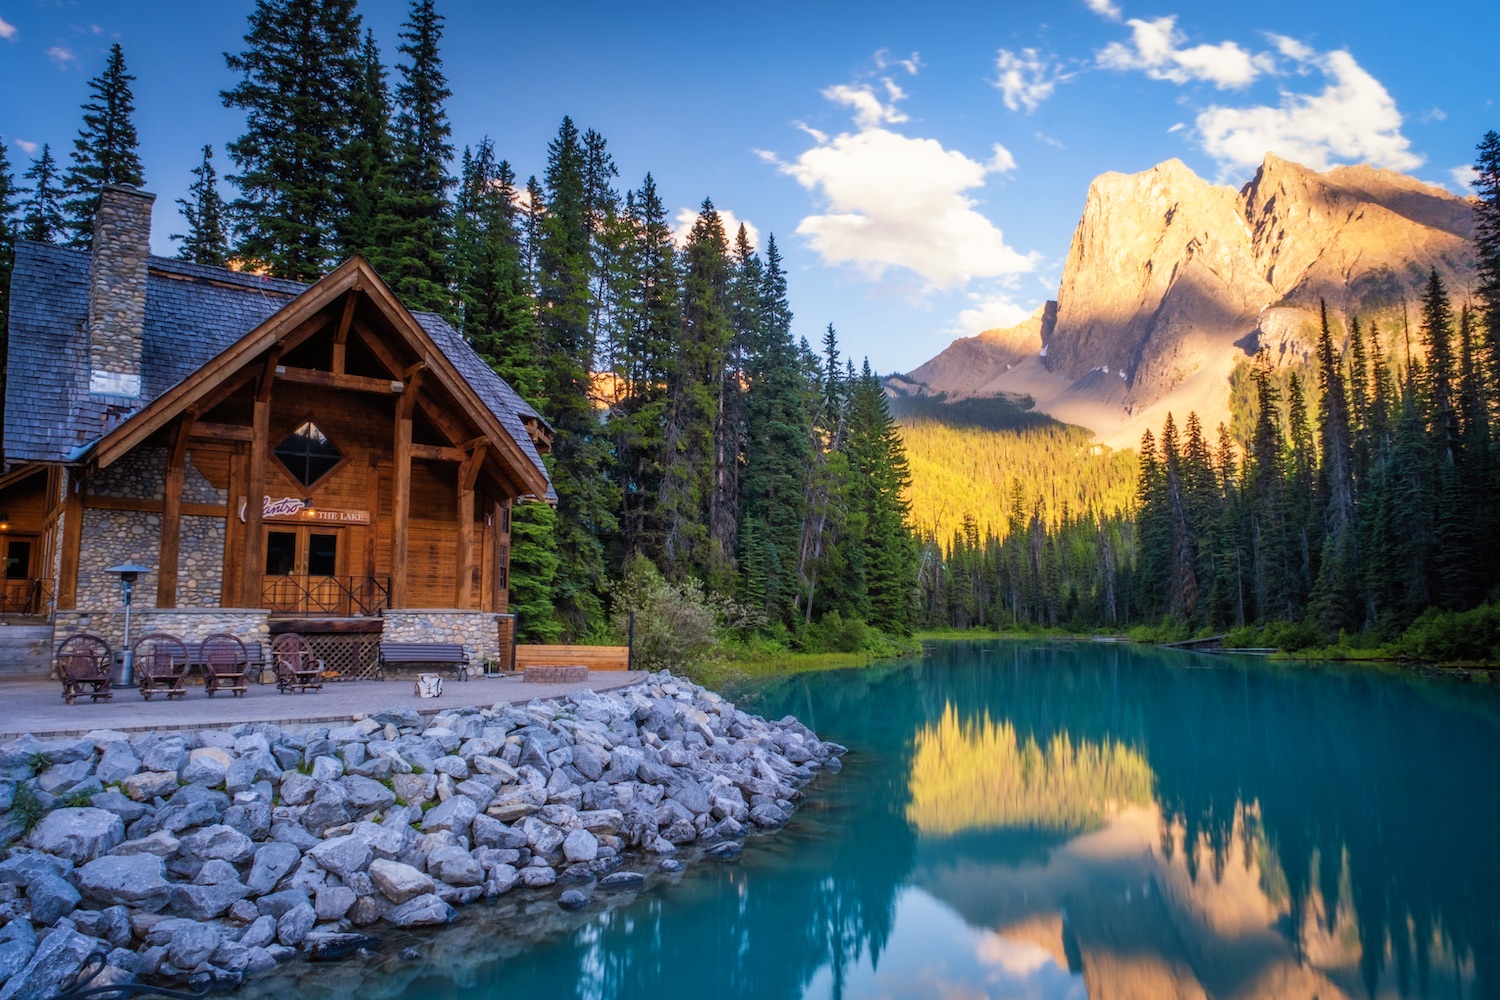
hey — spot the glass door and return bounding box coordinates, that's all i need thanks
[263,528,342,614]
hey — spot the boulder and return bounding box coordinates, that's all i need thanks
[308,834,373,882]
[0,927,94,1000]
[304,931,381,962]
[246,842,302,895]
[121,770,179,803]
[341,775,396,811]
[181,747,233,786]
[558,888,590,911]
[314,885,357,922]
[239,914,278,950]
[26,872,81,924]
[28,808,124,863]
[76,853,171,911]
[180,824,255,863]
[0,852,72,887]
[384,893,454,928]
[0,920,35,988]
[169,879,251,921]
[36,759,94,794]
[420,795,478,836]
[368,859,434,905]
[166,923,222,969]
[276,903,317,947]
[371,706,423,730]
[563,829,599,863]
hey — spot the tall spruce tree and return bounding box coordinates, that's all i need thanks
[1311,301,1360,633]
[338,30,396,264]
[19,145,64,244]
[534,117,616,637]
[222,0,363,279]
[373,0,453,315]
[63,43,145,248]
[172,145,229,267]
[1473,131,1500,390]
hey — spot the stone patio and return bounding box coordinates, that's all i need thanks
[0,670,647,740]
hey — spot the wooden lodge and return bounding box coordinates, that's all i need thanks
[0,185,552,677]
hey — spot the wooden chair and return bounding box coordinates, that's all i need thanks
[271,633,323,694]
[200,632,249,698]
[134,633,190,701]
[57,634,113,705]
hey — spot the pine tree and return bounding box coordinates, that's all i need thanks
[1311,301,1360,633]
[1472,131,1500,392]
[19,145,65,244]
[846,360,918,633]
[222,0,363,280]
[63,43,145,248]
[370,0,453,314]
[171,145,229,267]
[660,199,732,583]
[533,117,616,637]
[338,30,396,264]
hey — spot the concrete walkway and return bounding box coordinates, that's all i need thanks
[0,671,647,740]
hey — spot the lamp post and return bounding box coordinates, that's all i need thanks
[105,563,151,687]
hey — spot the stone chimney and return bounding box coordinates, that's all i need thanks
[88,185,156,397]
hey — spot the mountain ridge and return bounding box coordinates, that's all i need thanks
[898,154,1478,448]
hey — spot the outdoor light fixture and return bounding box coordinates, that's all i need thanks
[302,497,316,517]
[105,562,152,687]
[0,513,9,532]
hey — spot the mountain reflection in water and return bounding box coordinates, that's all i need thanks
[242,640,1500,1000]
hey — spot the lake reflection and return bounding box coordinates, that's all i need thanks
[250,640,1500,1000]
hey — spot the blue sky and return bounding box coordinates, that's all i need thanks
[1,0,1495,373]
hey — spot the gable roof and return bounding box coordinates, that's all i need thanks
[4,241,551,496]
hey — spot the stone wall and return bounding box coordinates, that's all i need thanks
[76,508,160,611]
[53,608,270,660]
[77,447,228,611]
[381,610,504,665]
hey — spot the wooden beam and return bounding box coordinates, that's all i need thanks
[243,394,271,606]
[332,289,359,375]
[57,472,84,610]
[256,346,282,403]
[493,499,509,613]
[84,495,227,517]
[156,415,194,607]
[409,443,466,462]
[275,365,403,395]
[189,422,253,443]
[389,412,412,609]
[222,448,246,607]
[454,445,488,609]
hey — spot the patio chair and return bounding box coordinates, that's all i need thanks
[57,633,113,705]
[134,632,190,701]
[200,632,250,698]
[271,632,323,694]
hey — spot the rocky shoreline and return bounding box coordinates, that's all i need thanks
[0,673,844,999]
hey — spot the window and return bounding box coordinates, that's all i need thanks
[273,421,344,488]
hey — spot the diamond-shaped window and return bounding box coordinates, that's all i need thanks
[274,421,344,488]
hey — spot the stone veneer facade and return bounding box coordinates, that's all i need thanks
[380,609,505,665]
[53,608,270,662]
[87,185,155,398]
[75,447,228,611]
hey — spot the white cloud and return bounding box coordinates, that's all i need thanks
[46,45,78,68]
[1196,47,1422,174]
[15,138,38,155]
[0,16,17,40]
[671,207,760,253]
[952,288,1033,337]
[987,143,1018,174]
[822,82,909,130]
[1450,165,1478,195]
[1084,0,1123,21]
[994,48,1073,113]
[874,49,922,75]
[1097,16,1270,89]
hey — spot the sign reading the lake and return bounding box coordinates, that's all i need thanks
[237,496,370,524]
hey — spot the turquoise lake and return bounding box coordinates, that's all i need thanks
[257,640,1500,999]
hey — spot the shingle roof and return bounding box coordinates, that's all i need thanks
[4,241,550,492]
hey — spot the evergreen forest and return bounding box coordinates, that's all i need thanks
[3,0,1500,661]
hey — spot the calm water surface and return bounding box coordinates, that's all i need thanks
[262,640,1500,999]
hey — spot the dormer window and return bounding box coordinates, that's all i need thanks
[274,421,344,488]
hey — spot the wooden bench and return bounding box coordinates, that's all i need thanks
[378,642,469,681]
[515,644,632,673]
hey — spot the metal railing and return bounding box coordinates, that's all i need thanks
[261,575,390,617]
[0,578,54,621]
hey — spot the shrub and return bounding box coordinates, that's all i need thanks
[611,556,722,675]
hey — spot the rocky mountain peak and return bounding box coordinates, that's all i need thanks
[900,153,1478,447]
